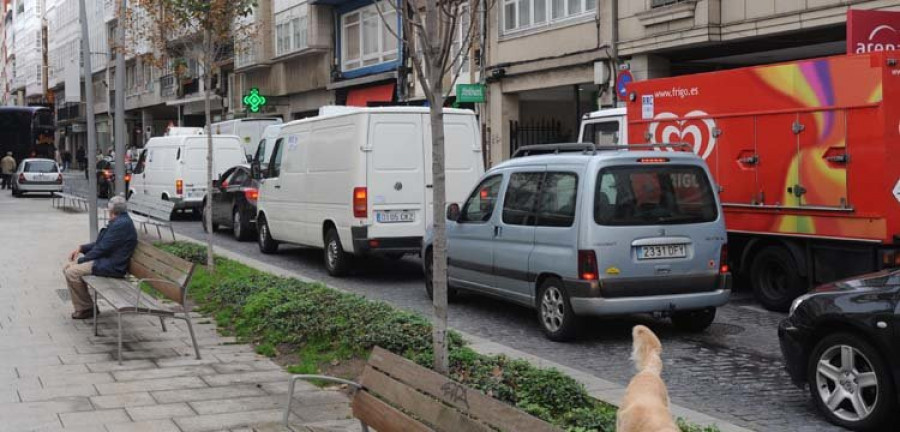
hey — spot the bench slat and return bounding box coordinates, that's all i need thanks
[83,276,172,313]
[352,390,434,432]
[359,366,492,432]
[368,347,560,432]
[133,242,193,274]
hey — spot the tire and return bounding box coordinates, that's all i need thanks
[257,214,279,254]
[537,277,577,342]
[671,308,716,332]
[807,333,895,430]
[424,249,458,302]
[233,207,252,241]
[200,202,219,233]
[324,228,351,277]
[750,246,807,312]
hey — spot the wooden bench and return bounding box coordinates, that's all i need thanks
[283,346,560,432]
[127,194,176,241]
[52,185,88,211]
[83,241,201,364]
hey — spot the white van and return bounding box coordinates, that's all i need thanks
[209,118,282,160]
[129,135,247,212]
[165,126,205,136]
[251,123,284,168]
[256,106,484,276]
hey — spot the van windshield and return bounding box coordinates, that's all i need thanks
[594,165,717,226]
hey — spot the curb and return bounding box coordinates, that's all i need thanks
[168,234,755,432]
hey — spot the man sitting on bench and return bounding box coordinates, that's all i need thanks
[64,196,138,319]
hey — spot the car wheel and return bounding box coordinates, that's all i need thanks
[751,246,806,312]
[257,215,279,254]
[671,308,716,332]
[233,207,252,241]
[424,249,457,302]
[537,277,577,342]
[324,228,351,277]
[201,202,219,233]
[808,333,895,430]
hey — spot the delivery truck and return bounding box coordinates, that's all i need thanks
[579,52,900,311]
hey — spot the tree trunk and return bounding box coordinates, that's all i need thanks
[203,30,216,272]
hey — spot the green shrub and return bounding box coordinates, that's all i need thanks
[157,242,718,432]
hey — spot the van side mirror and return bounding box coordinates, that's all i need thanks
[446,203,461,222]
[212,179,220,188]
[251,162,261,179]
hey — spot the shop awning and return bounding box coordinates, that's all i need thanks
[346,83,395,107]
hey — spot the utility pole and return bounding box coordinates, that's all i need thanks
[113,0,126,196]
[80,0,99,240]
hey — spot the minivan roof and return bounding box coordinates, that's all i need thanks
[491,148,706,172]
[283,106,475,129]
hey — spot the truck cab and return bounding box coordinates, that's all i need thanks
[578,108,626,146]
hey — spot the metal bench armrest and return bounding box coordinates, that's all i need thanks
[284,375,364,428]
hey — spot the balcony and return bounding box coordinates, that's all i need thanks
[56,102,83,123]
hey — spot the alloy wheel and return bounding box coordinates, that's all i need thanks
[815,344,879,422]
[540,286,565,333]
[327,239,339,270]
[233,211,242,239]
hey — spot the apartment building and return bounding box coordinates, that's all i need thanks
[484,0,900,165]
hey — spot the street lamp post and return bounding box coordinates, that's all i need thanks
[79,0,99,241]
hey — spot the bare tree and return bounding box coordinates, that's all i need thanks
[130,0,257,272]
[376,0,487,374]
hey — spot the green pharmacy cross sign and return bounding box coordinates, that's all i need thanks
[243,88,268,113]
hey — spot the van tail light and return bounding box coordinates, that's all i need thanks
[18,173,25,183]
[124,174,131,183]
[719,245,729,274]
[56,173,63,184]
[243,187,259,203]
[353,187,367,218]
[578,250,599,281]
[175,179,183,195]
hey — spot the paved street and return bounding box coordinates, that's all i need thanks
[0,188,356,432]
[62,170,843,432]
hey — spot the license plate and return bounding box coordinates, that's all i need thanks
[376,210,415,223]
[638,244,687,260]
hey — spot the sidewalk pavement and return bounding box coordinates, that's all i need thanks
[0,193,356,431]
[178,225,757,432]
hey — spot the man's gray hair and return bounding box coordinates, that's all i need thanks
[108,196,128,216]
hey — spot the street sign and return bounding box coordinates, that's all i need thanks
[847,9,900,54]
[456,84,485,103]
[243,88,268,113]
[616,70,633,99]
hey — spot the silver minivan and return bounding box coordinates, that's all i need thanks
[423,144,731,341]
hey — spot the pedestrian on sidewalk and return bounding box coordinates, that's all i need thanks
[0,152,16,190]
[63,196,138,319]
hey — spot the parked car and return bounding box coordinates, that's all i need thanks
[12,158,63,197]
[128,135,247,213]
[423,143,731,341]
[95,158,132,198]
[256,106,484,276]
[779,269,900,430]
[202,164,259,241]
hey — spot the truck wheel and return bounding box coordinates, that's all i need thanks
[424,249,457,302]
[257,215,279,254]
[537,277,577,342]
[672,308,716,332]
[324,228,350,277]
[751,246,806,312]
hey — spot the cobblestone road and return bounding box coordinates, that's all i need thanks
[71,174,845,431]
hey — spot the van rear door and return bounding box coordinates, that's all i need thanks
[423,113,483,228]
[367,114,426,239]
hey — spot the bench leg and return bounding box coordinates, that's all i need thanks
[93,291,100,337]
[159,316,167,332]
[170,226,176,243]
[117,312,123,365]
[184,312,201,360]
[156,225,162,239]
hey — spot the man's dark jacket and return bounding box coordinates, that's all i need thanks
[78,213,138,277]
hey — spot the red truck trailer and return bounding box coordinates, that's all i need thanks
[580,52,900,311]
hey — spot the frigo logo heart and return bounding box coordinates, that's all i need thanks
[647,110,717,160]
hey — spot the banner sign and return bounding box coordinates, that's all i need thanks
[848,9,900,54]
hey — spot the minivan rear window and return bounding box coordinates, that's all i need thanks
[594,165,717,226]
[24,161,57,173]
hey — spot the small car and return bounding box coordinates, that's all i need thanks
[12,158,63,197]
[423,143,731,341]
[202,164,259,241]
[779,269,900,430]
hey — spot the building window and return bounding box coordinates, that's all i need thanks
[503,0,594,34]
[275,3,308,57]
[341,2,398,72]
[651,0,688,7]
[451,5,471,76]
